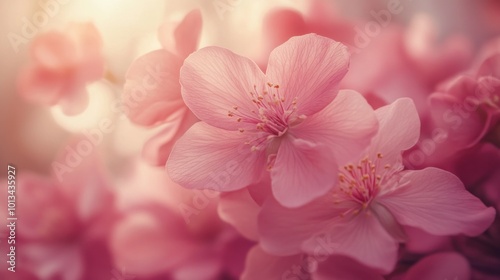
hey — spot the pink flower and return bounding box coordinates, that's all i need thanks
[259,0,355,66]
[110,161,252,279]
[18,22,104,115]
[167,33,378,207]
[0,142,116,280]
[122,9,201,166]
[258,98,495,273]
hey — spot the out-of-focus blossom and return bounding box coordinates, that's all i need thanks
[259,0,355,66]
[403,14,473,85]
[17,22,105,115]
[110,161,252,280]
[257,98,494,273]
[0,142,115,280]
[410,39,500,169]
[395,252,471,280]
[122,9,202,166]
[168,33,378,208]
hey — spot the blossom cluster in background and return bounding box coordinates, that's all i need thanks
[1,0,500,279]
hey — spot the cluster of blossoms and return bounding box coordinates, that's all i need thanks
[6,1,500,279]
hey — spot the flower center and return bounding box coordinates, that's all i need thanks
[227,82,305,153]
[334,153,392,212]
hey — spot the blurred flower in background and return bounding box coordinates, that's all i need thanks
[1,0,500,279]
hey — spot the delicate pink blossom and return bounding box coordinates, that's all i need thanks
[123,10,202,166]
[167,33,378,207]
[18,22,104,115]
[258,98,495,273]
[110,161,252,279]
[0,144,115,280]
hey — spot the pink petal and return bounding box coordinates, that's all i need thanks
[266,33,350,116]
[302,214,399,274]
[292,89,378,165]
[369,98,420,168]
[17,65,66,105]
[258,195,344,256]
[16,173,78,241]
[31,31,78,70]
[218,189,260,241]
[379,168,495,236]
[314,255,384,280]
[247,175,273,206]
[159,9,202,58]
[53,139,114,223]
[142,109,197,166]
[241,245,307,280]
[110,207,196,277]
[172,252,222,280]
[68,22,102,60]
[261,9,307,61]
[404,226,452,254]
[221,237,255,278]
[174,9,203,58]
[123,49,185,126]
[68,22,104,82]
[477,53,500,78]
[428,76,486,149]
[180,46,266,130]
[403,252,471,280]
[271,137,337,207]
[167,122,266,191]
[58,82,89,116]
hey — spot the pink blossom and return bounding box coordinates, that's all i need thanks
[18,22,104,115]
[0,143,116,280]
[122,10,202,166]
[167,33,378,207]
[110,161,252,279]
[259,0,355,66]
[258,98,495,273]
[413,43,500,168]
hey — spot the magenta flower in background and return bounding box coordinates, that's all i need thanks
[258,98,495,273]
[17,22,104,115]
[167,33,378,207]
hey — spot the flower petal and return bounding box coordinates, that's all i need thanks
[477,53,500,78]
[403,252,471,280]
[31,31,78,70]
[167,122,266,191]
[123,49,184,126]
[110,207,196,277]
[271,137,337,207]
[292,89,378,165]
[379,168,495,236]
[142,110,197,166]
[180,46,266,130]
[159,9,202,58]
[218,189,261,241]
[266,33,349,116]
[258,195,344,256]
[18,65,66,105]
[314,255,384,280]
[241,246,307,280]
[369,98,420,167]
[302,213,399,273]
